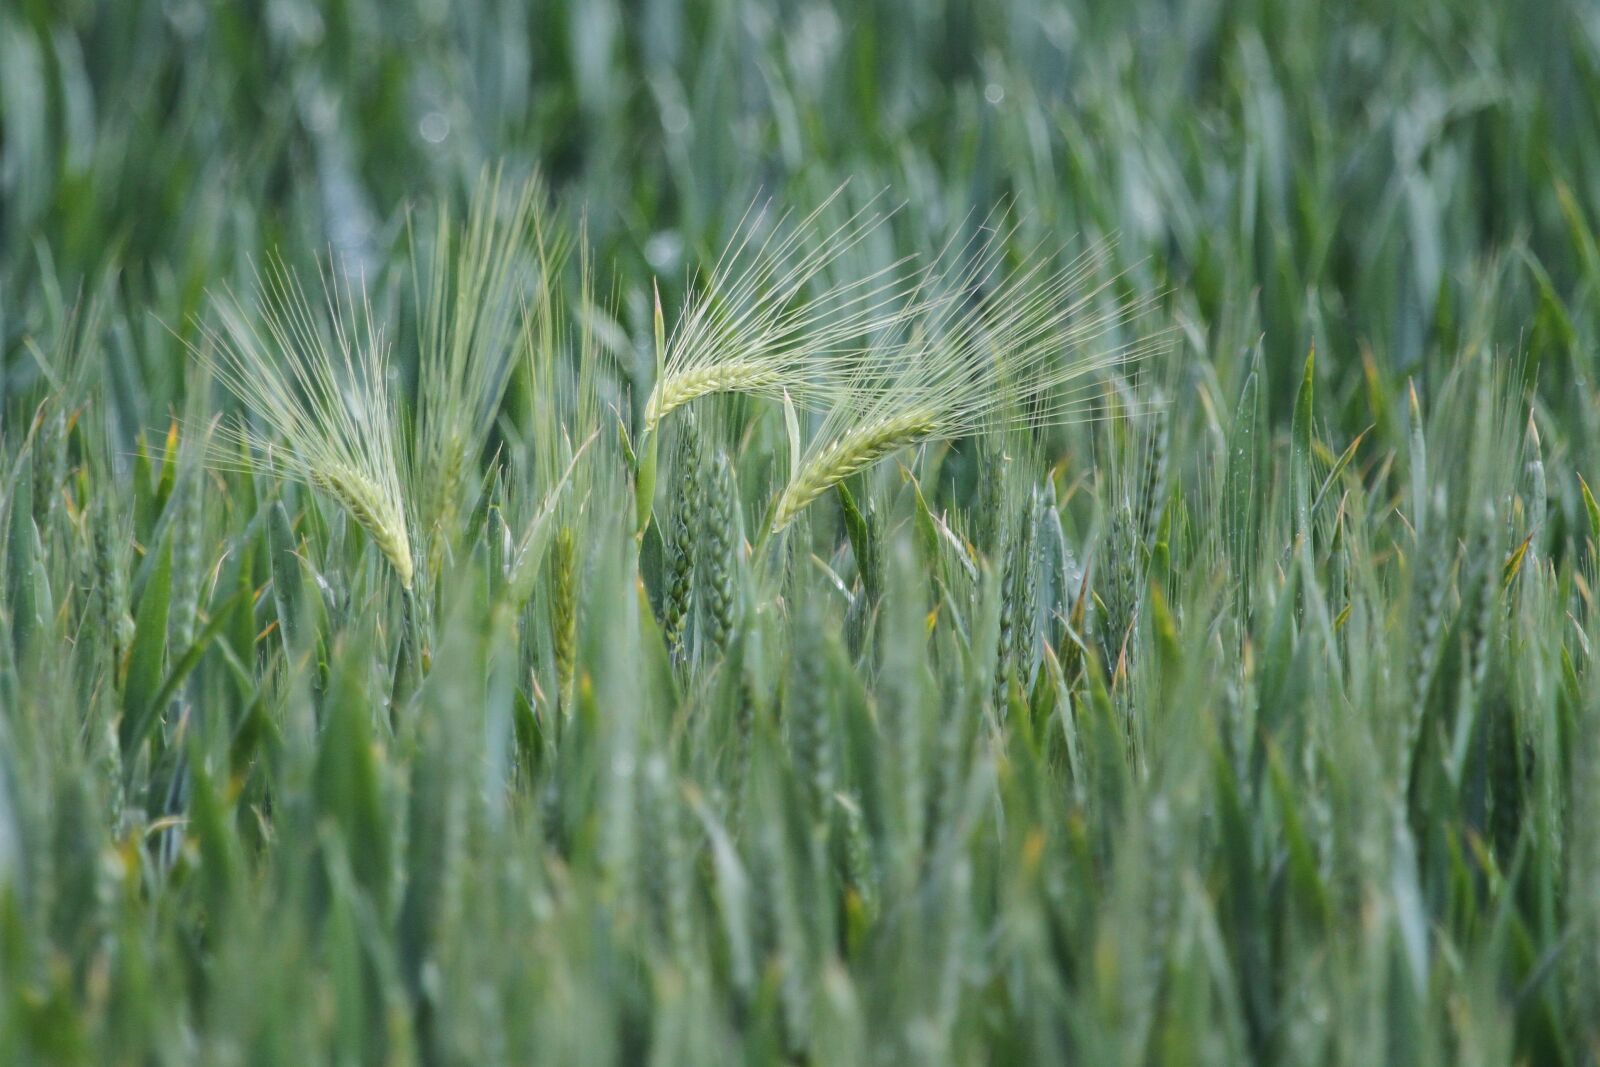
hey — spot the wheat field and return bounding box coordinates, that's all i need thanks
[3,0,1600,1063]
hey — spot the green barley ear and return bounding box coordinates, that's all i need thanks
[1096,388,1171,669]
[1523,412,1545,555]
[505,433,595,610]
[413,168,544,581]
[93,455,137,660]
[723,621,762,829]
[1135,390,1170,549]
[168,356,219,654]
[773,410,939,533]
[839,482,882,654]
[785,590,835,817]
[660,417,705,669]
[749,750,816,1052]
[698,444,740,659]
[28,282,110,534]
[549,524,579,715]
[1224,352,1264,591]
[167,420,213,654]
[642,186,907,434]
[771,229,1160,534]
[516,211,605,648]
[638,755,693,960]
[1100,487,1143,672]
[834,791,878,931]
[1402,488,1451,788]
[32,392,67,535]
[994,483,1040,710]
[195,255,415,590]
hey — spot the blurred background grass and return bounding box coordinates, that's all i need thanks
[7,0,1600,421]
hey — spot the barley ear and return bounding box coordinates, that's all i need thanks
[196,256,415,592]
[312,463,415,590]
[771,411,938,533]
[550,524,579,713]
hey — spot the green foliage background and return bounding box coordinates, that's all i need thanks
[4,0,1600,1062]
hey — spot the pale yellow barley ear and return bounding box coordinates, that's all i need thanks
[312,464,414,589]
[642,185,909,433]
[771,410,938,532]
[192,253,415,591]
[767,228,1160,536]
